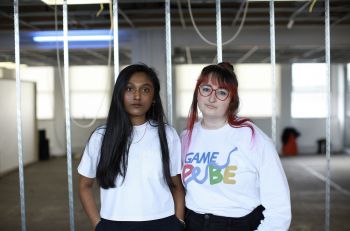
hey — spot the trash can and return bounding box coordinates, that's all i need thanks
[281,127,300,156]
[39,129,50,160]
[317,138,326,154]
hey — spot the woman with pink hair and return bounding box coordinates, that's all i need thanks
[181,62,291,231]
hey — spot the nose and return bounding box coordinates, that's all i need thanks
[208,90,216,103]
[133,89,141,100]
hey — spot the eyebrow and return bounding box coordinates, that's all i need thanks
[201,83,226,89]
[127,83,153,88]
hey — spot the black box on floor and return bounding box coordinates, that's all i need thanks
[39,129,50,160]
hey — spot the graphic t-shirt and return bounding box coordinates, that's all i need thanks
[182,121,291,230]
[78,121,182,221]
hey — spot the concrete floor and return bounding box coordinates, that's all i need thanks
[0,154,350,231]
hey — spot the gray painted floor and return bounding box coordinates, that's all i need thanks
[0,154,349,231]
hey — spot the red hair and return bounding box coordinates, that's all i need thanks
[183,63,254,157]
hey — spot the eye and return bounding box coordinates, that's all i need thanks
[141,87,151,93]
[201,85,212,93]
[125,86,134,92]
[217,89,228,96]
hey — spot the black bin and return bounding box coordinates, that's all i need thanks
[39,130,50,160]
[317,138,326,154]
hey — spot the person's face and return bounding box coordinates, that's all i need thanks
[197,75,231,121]
[123,72,154,125]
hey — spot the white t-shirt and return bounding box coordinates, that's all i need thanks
[78,121,182,221]
[182,121,291,231]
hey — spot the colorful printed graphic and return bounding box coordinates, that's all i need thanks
[182,147,238,187]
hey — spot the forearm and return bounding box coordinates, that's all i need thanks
[257,142,291,230]
[79,176,100,227]
[171,174,185,220]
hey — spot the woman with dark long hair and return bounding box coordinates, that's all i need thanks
[78,64,185,231]
[182,62,291,231]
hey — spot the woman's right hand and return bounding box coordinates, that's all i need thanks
[94,219,102,231]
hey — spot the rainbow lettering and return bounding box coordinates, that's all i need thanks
[182,147,238,187]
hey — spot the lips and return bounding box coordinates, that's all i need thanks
[131,103,143,108]
[205,104,216,109]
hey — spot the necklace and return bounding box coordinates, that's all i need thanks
[132,123,147,144]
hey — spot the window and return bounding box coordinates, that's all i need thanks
[21,66,54,119]
[291,63,327,118]
[70,65,111,119]
[235,64,280,117]
[175,64,206,117]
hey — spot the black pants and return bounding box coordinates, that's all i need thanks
[95,215,185,231]
[185,206,265,231]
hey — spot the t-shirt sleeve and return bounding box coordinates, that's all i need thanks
[255,137,292,231]
[168,127,182,176]
[77,130,104,178]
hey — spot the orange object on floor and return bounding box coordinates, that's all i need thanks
[282,134,298,156]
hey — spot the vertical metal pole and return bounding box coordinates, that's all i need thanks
[269,0,277,145]
[62,1,75,231]
[113,0,119,81]
[13,1,26,230]
[216,0,222,63]
[165,0,173,125]
[325,0,331,230]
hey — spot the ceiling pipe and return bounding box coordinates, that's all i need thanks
[176,0,186,28]
[287,1,311,29]
[236,45,259,63]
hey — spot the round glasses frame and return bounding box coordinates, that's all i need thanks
[198,85,230,101]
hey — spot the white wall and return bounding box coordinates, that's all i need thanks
[38,119,106,156]
[0,79,37,175]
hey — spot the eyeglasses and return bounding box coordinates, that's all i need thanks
[198,85,229,101]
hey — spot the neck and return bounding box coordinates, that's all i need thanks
[201,117,227,129]
[130,116,146,126]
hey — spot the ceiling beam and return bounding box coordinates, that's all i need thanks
[83,49,108,61]
[0,10,39,30]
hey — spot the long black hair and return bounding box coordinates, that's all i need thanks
[96,63,173,189]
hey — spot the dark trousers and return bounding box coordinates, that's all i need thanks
[95,215,185,231]
[185,206,265,231]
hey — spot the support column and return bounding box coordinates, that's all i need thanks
[131,29,170,115]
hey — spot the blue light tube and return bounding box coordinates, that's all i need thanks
[32,30,113,42]
[33,35,113,42]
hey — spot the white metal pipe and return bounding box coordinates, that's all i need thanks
[325,0,331,230]
[62,1,75,231]
[165,0,173,124]
[270,0,277,145]
[113,0,119,81]
[13,0,26,230]
[216,0,222,62]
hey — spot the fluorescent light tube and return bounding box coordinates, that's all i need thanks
[33,35,113,42]
[32,30,113,42]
